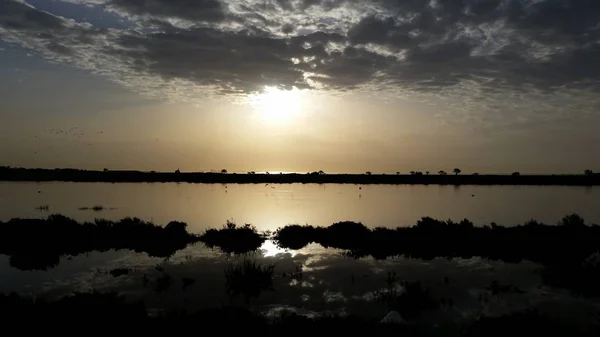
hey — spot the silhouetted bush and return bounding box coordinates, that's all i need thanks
[273,215,600,297]
[274,215,600,267]
[200,221,266,255]
[0,215,200,270]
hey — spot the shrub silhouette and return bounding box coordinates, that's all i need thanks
[200,221,265,255]
[0,215,200,270]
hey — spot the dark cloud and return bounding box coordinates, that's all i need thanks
[1,0,600,120]
[348,15,413,49]
[305,46,396,88]
[108,0,226,22]
[282,23,294,34]
[0,0,67,32]
[110,26,333,93]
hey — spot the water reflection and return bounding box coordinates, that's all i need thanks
[1,240,599,328]
[1,182,599,231]
[260,240,295,257]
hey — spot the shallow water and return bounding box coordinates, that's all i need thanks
[1,182,598,232]
[1,241,598,325]
[1,182,599,323]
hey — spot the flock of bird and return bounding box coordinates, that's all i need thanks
[31,127,105,154]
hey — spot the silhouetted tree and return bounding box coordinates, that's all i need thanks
[221,169,228,174]
[175,169,181,174]
[584,169,594,176]
[453,168,461,175]
[365,171,372,175]
[559,213,585,227]
[426,171,430,175]
[318,170,325,175]
[410,171,416,175]
[396,172,400,175]
[472,173,479,176]
[103,168,109,173]
[415,171,423,176]
[438,170,447,176]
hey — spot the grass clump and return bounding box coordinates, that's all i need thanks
[200,221,266,254]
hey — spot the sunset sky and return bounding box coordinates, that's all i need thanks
[1,0,599,173]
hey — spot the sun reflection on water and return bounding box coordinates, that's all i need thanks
[259,239,296,257]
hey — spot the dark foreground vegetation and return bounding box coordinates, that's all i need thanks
[273,215,599,264]
[0,291,597,336]
[274,214,600,296]
[272,215,600,297]
[0,215,200,270]
[2,167,600,185]
[2,214,600,297]
[200,221,267,254]
[200,214,600,297]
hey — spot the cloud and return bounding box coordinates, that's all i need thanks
[108,0,226,22]
[1,0,600,125]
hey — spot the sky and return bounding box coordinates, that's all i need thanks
[1,0,599,174]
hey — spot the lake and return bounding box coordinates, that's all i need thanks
[1,182,599,325]
[1,182,599,231]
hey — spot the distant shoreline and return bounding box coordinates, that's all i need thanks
[1,167,599,186]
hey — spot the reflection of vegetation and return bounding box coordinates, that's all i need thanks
[540,253,600,297]
[154,264,174,293]
[273,215,600,297]
[374,272,439,320]
[35,205,50,212]
[1,292,595,335]
[200,221,266,255]
[465,310,580,337]
[0,215,200,271]
[78,205,111,212]
[109,268,132,277]
[0,291,147,325]
[224,259,275,304]
[181,277,195,291]
[274,215,600,264]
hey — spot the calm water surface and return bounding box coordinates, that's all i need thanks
[0,182,598,231]
[1,182,599,324]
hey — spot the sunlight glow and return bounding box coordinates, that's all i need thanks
[249,86,304,125]
[260,239,295,257]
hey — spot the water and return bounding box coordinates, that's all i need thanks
[1,182,598,231]
[1,182,599,323]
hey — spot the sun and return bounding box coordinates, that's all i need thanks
[249,86,303,125]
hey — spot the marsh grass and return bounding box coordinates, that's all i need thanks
[200,221,266,254]
[224,259,275,304]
